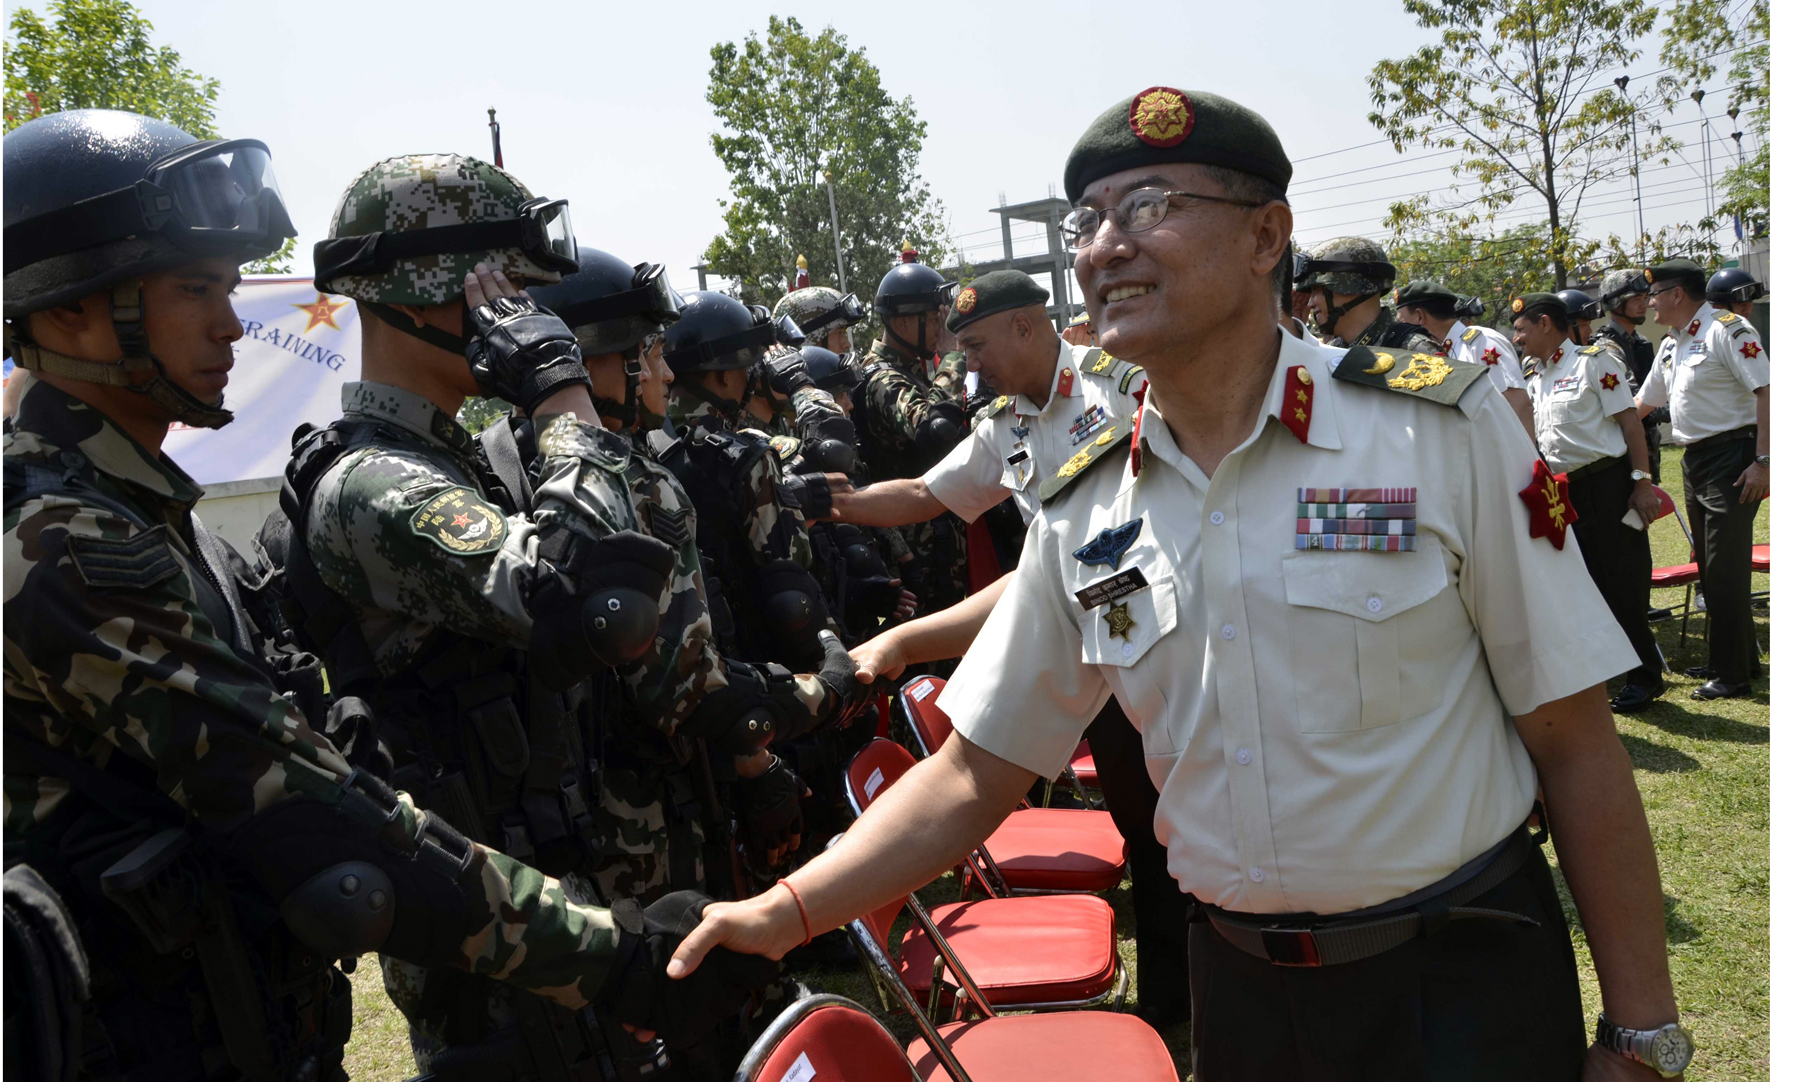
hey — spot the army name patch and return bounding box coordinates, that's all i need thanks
[1075,567,1149,611]
[410,487,507,555]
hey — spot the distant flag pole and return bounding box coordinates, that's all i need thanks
[793,254,809,291]
[488,107,503,169]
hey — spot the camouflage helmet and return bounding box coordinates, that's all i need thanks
[314,154,574,305]
[772,285,865,346]
[1599,268,1650,312]
[1293,236,1397,296]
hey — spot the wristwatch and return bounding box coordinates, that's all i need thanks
[1756,455,1770,467]
[1596,1013,1694,1077]
[1629,469,1653,482]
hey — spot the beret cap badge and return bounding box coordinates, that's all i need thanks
[1512,297,1525,313]
[1129,87,1196,148]
[955,287,979,313]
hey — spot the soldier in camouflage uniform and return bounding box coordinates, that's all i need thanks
[1595,269,1662,480]
[1294,236,1443,355]
[278,154,765,1079]
[853,256,971,618]
[3,114,765,1082]
[771,284,865,354]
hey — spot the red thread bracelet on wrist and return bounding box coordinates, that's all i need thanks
[777,878,813,946]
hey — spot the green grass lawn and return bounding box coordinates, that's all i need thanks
[341,444,1769,1080]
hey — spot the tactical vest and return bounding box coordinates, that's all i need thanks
[1592,323,1656,390]
[3,452,352,1082]
[264,421,605,880]
[850,360,934,481]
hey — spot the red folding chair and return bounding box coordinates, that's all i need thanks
[900,677,1099,808]
[733,993,920,1082]
[840,867,1178,1082]
[896,678,1128,895]
[843,742,1127,1013]
[1648,486,1708,652]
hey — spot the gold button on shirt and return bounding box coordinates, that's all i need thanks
[1525,339,1639,474]
[1637,302,1770,445]
[939,331,1638,915]
[924,340,1146,521]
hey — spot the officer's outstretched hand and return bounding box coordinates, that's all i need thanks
[605,892,780,1049]
[666,890,808,981]
[463,263,591,413]
[850,628,909,684]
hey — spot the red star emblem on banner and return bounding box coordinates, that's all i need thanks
[1481,347,1500,366]
[1600,372,1619,390]
[1518,459,1578,549]
[293,292,351,333]
[1739,340,1763,360]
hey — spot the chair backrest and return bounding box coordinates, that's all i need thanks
[845,902,994,1082]
[844,737,918,816]
[897,676,953,754]
[1652,484,1698,551]
[733,993,921,1082]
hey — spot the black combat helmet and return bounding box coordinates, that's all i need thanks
[800,345,861,395]
[662,290,803,374]
[1706,266,1765,306]
[1556,289,1603,323]
[528,247,685,356]
[3,109,295,427]
[874,259,949,360]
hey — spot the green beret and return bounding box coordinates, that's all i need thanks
[1394,279,1458,307]
[945,269,1049,334]
[1646,258,1707,288]
[1064,87,1291,201]
[1510,292,1566,320]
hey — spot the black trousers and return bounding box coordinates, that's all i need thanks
[1567,457,1661,688]
[1186,842,1586,1081]
[1083,699,1190,1019]
[1684,438,1764,684]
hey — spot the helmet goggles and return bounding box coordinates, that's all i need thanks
[664,305,805,371]
[313,196,579,284]
[798,291,867,334]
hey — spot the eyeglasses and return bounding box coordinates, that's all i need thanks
[1648,285,1682,298]
[1059,187,1265,250]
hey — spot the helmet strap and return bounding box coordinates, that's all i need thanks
[365,301,473,356]
[1318,291,1378,338]
[6,280,233,429]
[881,315,932,362]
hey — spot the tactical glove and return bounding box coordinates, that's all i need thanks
[604,891,780,1048]
[799,413,859,475]
[738,756,805,865]
[761,349,815,397]
[813,630,874,728]
[777,472,835,522]
[465,295,591,413]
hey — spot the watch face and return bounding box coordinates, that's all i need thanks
[1650,1027,1694,1072]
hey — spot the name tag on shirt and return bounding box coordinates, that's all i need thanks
[1075,566,1149,610]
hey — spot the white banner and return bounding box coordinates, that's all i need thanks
[163,276,362,485]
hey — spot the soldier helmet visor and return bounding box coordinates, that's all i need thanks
[797,292,866,334]
[4,138,295,275]
[1291,253,1397,287]
[664,306,806,370]
[312,196,579,284]
[1601,273,1651,304]
[1454,295,1486,319]
[558,262,687,331]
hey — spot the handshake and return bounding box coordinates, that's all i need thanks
[602,891,780,1048]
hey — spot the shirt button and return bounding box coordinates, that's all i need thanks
[1366,596,1383,614]
[1248,867,1266,883]
[1221,624,1236,640]
[1122,642,1135,659]
[1209,511,1224,525]
[1235,747,1252,765]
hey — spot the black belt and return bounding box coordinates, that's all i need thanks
[1564,454,1626,482]
[1684,424,1757,450]
[1201,825,1538,968]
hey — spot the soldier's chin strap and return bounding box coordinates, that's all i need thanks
[6,280,233,429]
[589,351,641,428]
[363,299,475,356]
[881,314,934,363]
[1316,291,1379,339]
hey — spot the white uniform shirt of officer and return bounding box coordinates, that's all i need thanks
[1637,302,1770,445]
[925,340,1146,521]
[1525,340,1637,474]
[1447,319,1529,397]
[939,329,1637,915]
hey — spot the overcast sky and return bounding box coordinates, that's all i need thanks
[7,0,1756,292]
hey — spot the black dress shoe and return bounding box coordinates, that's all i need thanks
[1691,679,1752,701]
[1683,664,1715,679]
[1611,684,1664,713]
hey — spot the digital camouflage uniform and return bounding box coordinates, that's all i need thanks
[857,341,969,616]
[3,379,627,1053]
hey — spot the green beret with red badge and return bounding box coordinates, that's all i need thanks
[1062,86,1292,200]
[945,269,1050,334]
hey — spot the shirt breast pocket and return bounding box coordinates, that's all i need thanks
[1077,572,1178,669]
[1281,536,1453,733]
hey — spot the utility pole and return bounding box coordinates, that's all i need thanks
[821,170,852,351]
[1615,76,1645,262]
[487,107,503,168]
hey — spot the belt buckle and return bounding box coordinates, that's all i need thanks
[1261,926,1323,967]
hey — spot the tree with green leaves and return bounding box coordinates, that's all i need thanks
[1388,222,1555,326]
[1658,0,1767,238]
[703,17,949,309]
[1367,0,1678,288]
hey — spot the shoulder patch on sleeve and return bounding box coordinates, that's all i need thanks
[66,525,182,591]
[1079,348,1116,376]
[1330,347,1487,407]
[1462,327,1481,343]
[645,502,691,547]
[409,487,508,556]
[766,434,802,462]
[1038,422,1128,505]
[1118,364,1146,393]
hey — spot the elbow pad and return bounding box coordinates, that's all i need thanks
[686,660,817,754]
[913,402,967,463]
[530,530,676,689]
[755,559,830,665]
[799,413,859,475]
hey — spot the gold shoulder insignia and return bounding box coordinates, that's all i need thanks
[974,395,1011,423]
[1580,344,1603,356]
[1079,348,1115,376]
[1461,327,1481,343]
[1038,424,1128,505]
[1717,311,1741,324]
[1331,345,1486,407]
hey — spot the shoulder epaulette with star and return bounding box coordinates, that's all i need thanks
[1331,345,1487,407]
[1462,327,1481,344]
[1079,348,1117,376]
[1038,421,1129,506]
